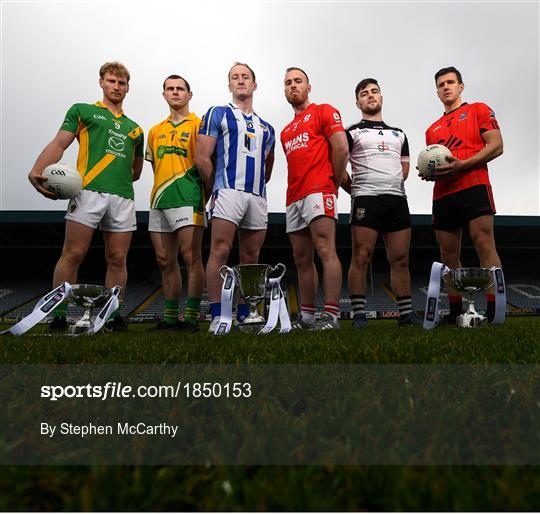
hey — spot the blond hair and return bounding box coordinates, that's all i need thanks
[99,61,130,82]
[228,62,256,82]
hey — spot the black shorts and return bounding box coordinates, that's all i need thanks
[432,184,496,231]
[350,194,411,233]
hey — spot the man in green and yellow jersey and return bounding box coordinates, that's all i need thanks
[145,75,206,331]
[28,61,144,332]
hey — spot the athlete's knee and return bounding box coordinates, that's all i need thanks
[389,251,409,270]
[352,246,372,270]
[105,248,128,269]
[60,245,87,267]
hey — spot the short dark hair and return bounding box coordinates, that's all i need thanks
[285,67,310,83]
[355,78,380,99]
[162,74,191,92]
[229,62,256,82]
[434,66,463,85]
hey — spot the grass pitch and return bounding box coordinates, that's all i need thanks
[0,317,539,510]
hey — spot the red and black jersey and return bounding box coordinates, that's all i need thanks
[425,102,500,200]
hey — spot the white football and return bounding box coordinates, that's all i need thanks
[417,145,452,180]
[42,163,82,199]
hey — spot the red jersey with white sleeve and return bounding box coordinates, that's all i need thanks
[425,102,500,200]
[281,103,345,206]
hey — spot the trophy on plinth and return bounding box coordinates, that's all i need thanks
[444,268,493,328]
[233,264,271,332]
[67,284,120,335]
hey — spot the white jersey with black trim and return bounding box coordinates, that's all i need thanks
[346,120,410,197]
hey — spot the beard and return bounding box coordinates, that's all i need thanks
[362,103,382,116]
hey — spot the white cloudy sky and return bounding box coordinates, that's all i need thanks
[1,0,538,215]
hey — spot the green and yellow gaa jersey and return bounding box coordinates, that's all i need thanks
[60,101,144,199]
[145,113,204,210]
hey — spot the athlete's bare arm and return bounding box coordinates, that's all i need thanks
[194,134,217,193]
[434,129,503,179]
[265,149,275,183]
[402,161,410,181]
[341,172,352,194]
[28,130,76,199]
[132,155,144,182]
[328,131,349,188]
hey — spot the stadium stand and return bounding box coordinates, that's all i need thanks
[1,212,539,323]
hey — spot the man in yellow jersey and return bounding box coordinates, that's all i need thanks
[145,75,206,332]
[28,61,144,332]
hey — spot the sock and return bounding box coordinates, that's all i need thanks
[350,295,366,318]
[448,295,463,317]
[486,293,495,321]
[53,301,68,318]
[209,302,221,319]
[164,299,179,325]
[324,302,339,322]
[396,296,412,317]
[300,304,315,325]
[183,297,200,325]
[237,303,249,322]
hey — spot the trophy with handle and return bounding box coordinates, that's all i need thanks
[233,264,270,332]
[444,268,493,328]
[68,284,120,335]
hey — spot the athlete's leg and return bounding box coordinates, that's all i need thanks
[383,228,412,298]
[150,231,181,300]
[468,215,501,268]
[206,218,237,303]
[238,228,267,265]
[349,226,378,296]
[435,227,464,315]
[177,226,205,298]
[289,228,318,307]
[52,220,95,286]
[103,231,133,297]
[310,216,342,305]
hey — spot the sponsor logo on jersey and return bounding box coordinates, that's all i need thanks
[360,129,369,134]
[490,111,496,118]
[377,142,390,152]
[158,134,167,139]
[333,112,341,122]
[458,112,468,121]
[283,132,309,154]
[303,114,311,122]
[392,130,399,137]
[108,136,126,152]
[157,145,188,159]
[432,125,441,132]
[93,114,107,120]
[175,217,189,223]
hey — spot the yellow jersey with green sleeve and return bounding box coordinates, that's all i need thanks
[145,113,204,211]
[60,101,144,200]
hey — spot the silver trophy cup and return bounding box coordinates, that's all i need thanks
[67,284,114,335]
[445,268,493,328]
[234,264,270,332]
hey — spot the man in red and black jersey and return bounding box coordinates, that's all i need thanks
[424,66,504,323]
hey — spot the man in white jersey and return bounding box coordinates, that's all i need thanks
[342,78,420,328]
[195,62,275,330]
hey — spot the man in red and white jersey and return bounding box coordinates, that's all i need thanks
[424,66,504,323]
[281,67,349,330]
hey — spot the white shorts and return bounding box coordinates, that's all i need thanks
[65,189,137,232]
[209,189,267,230]
[286,192,338,233]
[148,206,207,233]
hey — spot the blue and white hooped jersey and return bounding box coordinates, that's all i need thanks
[199,103,275,198]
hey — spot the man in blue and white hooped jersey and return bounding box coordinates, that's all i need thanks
[195,62,276,331]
